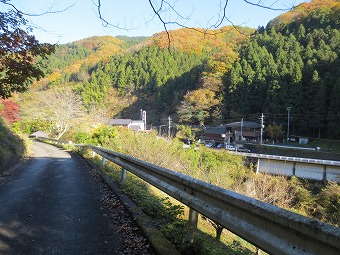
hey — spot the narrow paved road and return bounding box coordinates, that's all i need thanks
[0,141,146,255]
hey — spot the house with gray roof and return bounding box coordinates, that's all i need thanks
[107,119,145,131]
[29,130,49,138]
[201,121,261,145]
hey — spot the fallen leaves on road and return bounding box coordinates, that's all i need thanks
[91,170,155,255]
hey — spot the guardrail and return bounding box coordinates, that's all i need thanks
[236,152,340,166]
[37,137,340,255]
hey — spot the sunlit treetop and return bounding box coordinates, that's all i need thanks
[0,6,55,98]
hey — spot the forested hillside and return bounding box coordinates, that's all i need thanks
[224,0,340,138]
[28,26,247,124]
[23,0,340,139]
[32,36,126,90]
[148,26,254,54]
[75,46,205,122]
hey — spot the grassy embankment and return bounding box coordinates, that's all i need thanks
[0,117,27,172]
[72,126,339,255]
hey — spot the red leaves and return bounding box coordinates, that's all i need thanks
[0,98,20,125]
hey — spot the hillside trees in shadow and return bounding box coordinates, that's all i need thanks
[0,117,25,172]
[75,46,206,123]
[224,6,340,138]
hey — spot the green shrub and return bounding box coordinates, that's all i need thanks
[0,117,26,171]
[289,176,315,214]
[74,126,339,254]
[317,182,340,226]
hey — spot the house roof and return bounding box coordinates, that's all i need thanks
[225,121,261,129]
[29,130,48,137]
[108,119,132,125]
[238,131,261,138]
[130,120,144,124]
[202,121,261,137]
[204,126,226,135]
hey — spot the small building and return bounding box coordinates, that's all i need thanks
[129,120,145,131]
[200,125,227,145]
[107,119,145,131]
[29,130,49,138]
[201,121,261,145]
[225,121,261,143]
[108,119,132,126]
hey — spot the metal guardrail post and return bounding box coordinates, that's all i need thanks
[92,150,97,158]
[323,165,327,181]
[182,208,199,244]
[256,158,260,174]
[120,168,127,184]
[102,157,107,166]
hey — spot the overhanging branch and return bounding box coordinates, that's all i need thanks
[0,0,76,17]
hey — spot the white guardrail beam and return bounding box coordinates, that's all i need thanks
[90,146,340,255]
[37,138,340,255]
[236,152,340,166]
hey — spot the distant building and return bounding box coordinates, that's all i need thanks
[108,119,132,126]
[129,121,145,131]
[29,130,49,138]
[225,121,261,143]
[107,119,145,131]
[200,125,227,144]
[201,121,261,145]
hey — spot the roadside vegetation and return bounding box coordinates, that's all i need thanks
[1,0,339,253]
[73,126,339,254]
[0,117,26,172]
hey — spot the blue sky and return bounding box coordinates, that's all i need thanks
[1,0,308,44]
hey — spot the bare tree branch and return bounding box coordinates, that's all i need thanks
[207,0,230,29]
[243,0,293,11]
[0,0,76,17]
[92,0,298,48]
[94,0,131,30]
[148,0,171,46]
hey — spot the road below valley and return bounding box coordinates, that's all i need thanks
[0,141,152,255]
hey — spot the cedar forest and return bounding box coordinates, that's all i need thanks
[3,0,340,140]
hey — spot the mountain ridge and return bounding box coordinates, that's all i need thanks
[23,0,340,139]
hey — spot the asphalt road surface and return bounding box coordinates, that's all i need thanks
[0,141,147,255]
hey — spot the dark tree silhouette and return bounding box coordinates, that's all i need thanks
[0,0,57,98]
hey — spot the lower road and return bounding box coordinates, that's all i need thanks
[0,141,150,255]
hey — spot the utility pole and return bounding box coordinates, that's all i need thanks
[287,107,292,142]
[240,118,243,142]
[142,110,146,130]
[260,113,265,145]
[168,116,171,138]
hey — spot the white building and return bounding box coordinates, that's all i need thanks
[107,119,145,131]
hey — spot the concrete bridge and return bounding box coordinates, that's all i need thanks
[238,152,340,182]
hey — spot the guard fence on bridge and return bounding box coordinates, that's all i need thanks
[37,137,340,255]
[235,152,340,182]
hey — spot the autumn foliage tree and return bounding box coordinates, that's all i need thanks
[177,88,220,125]
[0,3,55,98]
[266,124,284,143]
[0,98,20,125]
[21,88,85,139]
